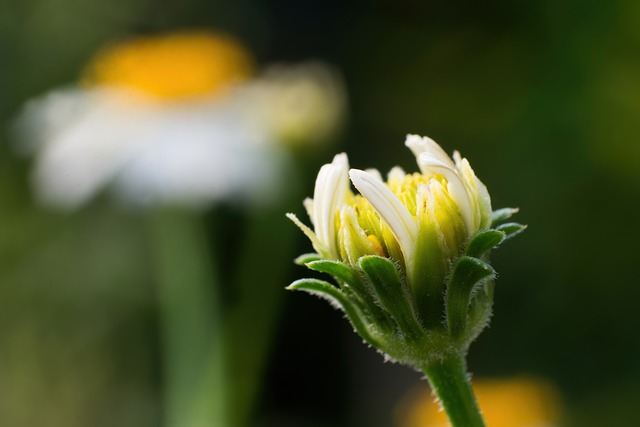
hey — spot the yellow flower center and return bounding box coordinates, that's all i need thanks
[82,31,253,101]
[341,171,466,268]
[366,234,386,257]
[347,172,432,265]
[387,172,430,215]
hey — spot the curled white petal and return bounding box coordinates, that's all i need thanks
[364,168,383,182]
[453,150,463,166]
[312,153,350,258]
[455,156,492,230]
[405,134,455,168]
[417,152,475,235]
[349,168,418,268]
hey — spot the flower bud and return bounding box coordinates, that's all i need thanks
[287,134,524,367]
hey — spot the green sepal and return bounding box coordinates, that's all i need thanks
[495,222,527,240]
[358,256,423,339]
[491,207,519,226]
[306,260,360,287]
[463,279,495,347]
[294,253,322,265]
[306,259,392,330]
[410,225,448,329]
[287,278,382,347]
[465,230,506,258]
[446,256,495,340]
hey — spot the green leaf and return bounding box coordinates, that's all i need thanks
[294,253,322,265]
[306,260,360,286]
[491,207,519,226]
[286,278,381,347]
[359,256,423,339]
[465,230,506,258]
[495,222,527,240]
[305,260,391,329]
[446,256,495,340]
[464,280,495,347]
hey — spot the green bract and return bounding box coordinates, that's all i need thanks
[287,134,525,367]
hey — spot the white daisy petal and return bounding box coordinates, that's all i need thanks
[417,153,475,234]
[387,166,406,183]
[349,168,418,268]
[303,197,314,223]
[312,153,350,258]
[456,156,492,230]
[405,134,455,168]
[364,168,383,182]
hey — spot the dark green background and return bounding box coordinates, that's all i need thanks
[2,0,639,425]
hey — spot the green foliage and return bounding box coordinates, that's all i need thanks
[287,278,382,348]
[495,222,527,240]
[465,229,506,258]
[294,253,322,265]
[445,256,495,340]
[359,256,423,339]
[490,207,520,226]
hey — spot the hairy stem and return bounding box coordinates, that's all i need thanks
[421,352,485,427]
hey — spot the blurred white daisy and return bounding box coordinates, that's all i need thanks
[243,62,347,146]
[13,30,346,210]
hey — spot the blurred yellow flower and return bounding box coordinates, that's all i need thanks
[396,376,563,427]
[82,31,253,101]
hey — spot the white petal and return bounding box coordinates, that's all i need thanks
[28,92,149,208]
[303,197,314,222]
[364,168,383,182]
[453,150,463,166]
[387,166,406,183]
[456,156,492,230]
[405,134,455,168]
[312,153,350,258]
[417,153,475,235]
[19,86,288,209]
[349,168,417,267]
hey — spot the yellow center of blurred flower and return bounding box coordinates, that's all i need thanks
[397,376,563,427]
[82,31,253,100]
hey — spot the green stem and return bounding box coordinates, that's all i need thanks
[149,209,226,427]
[421,352,485,427]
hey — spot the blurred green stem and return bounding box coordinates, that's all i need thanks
[421,352,485,427]
[226,205,298,427]
[150,209,225,427]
